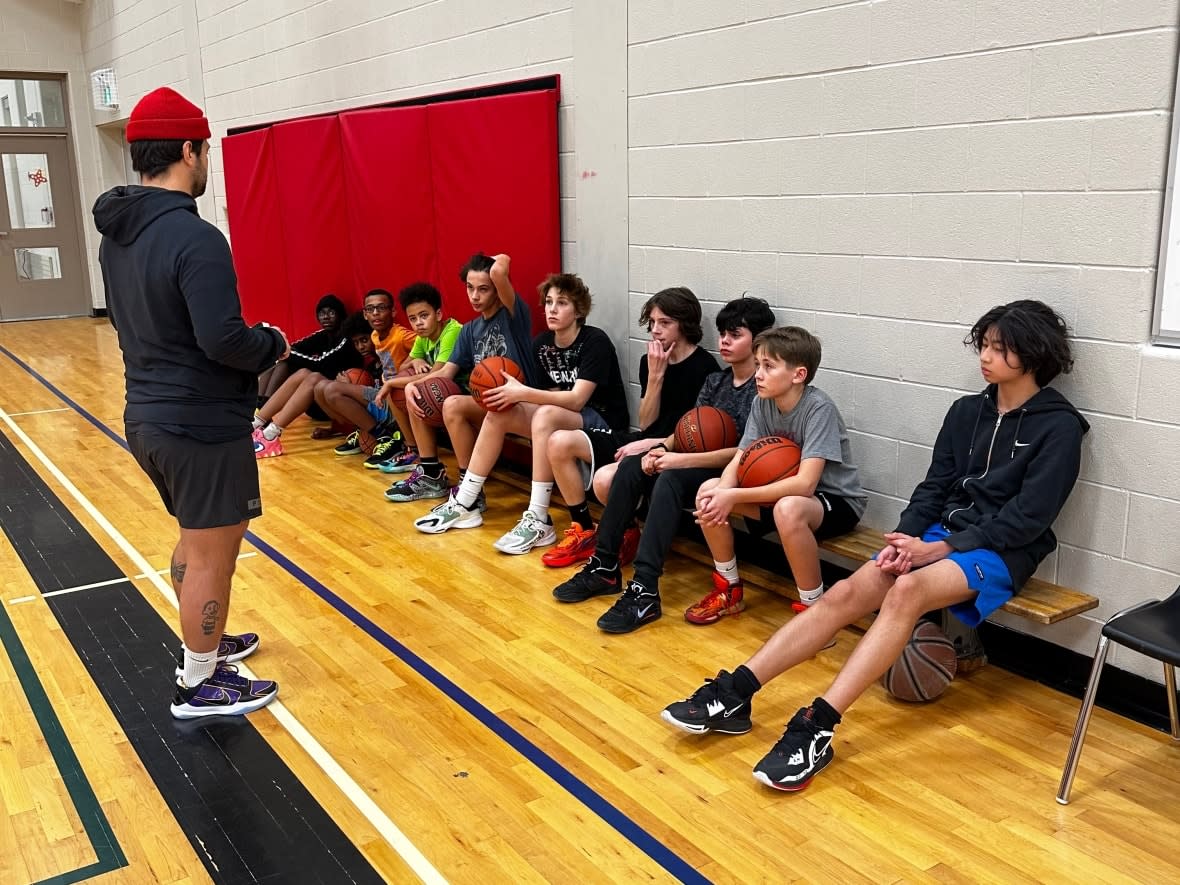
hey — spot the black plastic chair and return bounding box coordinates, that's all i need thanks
[1057,586,1180,804]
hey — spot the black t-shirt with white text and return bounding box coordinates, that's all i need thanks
[532,325,630,433]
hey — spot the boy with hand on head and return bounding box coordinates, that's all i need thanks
[314,288,415,466]
[413,273,628,551]
[384,252,535,506]
[544,286,720,568]
[374,282,463,475]
[253,310,376,457]
[688,326,865,625]
[553,296,776,634]
[661,300,1086,793]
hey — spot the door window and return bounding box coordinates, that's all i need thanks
[0,78,66,129]
[3,153,55,228]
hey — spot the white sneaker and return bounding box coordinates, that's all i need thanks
[414,493,483,534]
[493,510,557,554]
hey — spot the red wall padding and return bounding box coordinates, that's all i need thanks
[221,128,291,331]
[223,86,560,339]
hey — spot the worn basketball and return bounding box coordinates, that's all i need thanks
[880,620,958,702]
[674,406,739,453]
[342,367,373,387]
[736,436,802,488]
[413,376,463,428]
[468,356,525,411]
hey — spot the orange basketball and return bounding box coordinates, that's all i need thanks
[342,367,373,387]
[388,366,416,409]
[413,376,463,428]
[736,435,802,488]
[469,356,525,411]
[674,406,739,453]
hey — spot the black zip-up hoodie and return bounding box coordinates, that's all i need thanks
[894,385,1089,590]
[93,186,284,434]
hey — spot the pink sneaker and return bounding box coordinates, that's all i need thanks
[254,434,284,459]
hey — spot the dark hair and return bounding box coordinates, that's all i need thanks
[315,293,347,317]
[754,327,822,385]
[363,288,394,305]
[716,295,775,338]
[343,311,372,339]
[399,282,442,312]
[130,139,206,178]
[966,299,1074,387]
[537,272,592,326]
[459,252,495,280]
[639,286,703,344]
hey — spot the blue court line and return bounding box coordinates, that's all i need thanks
[0,343,711,885]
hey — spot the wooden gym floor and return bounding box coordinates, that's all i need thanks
[0,317,1178,885]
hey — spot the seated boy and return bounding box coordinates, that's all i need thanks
[253,311,376,457]
[413,273,628,550]
[313,288,415,466]
[542,285,720,567]
[384,252,535,505]
[688,326,865,625]
[257,293,348,402]
[373,282,463,474]
[552,296,776,634]
[661,300,1086,792]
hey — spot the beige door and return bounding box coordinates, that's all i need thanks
[0,134,88,320]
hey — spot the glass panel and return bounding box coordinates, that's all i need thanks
[0,79,66,128]
[14,247,62,281]
[2,154,55,229]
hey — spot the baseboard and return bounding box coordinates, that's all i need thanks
[89,307,108,318]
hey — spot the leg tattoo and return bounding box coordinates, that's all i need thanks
[200,600,220,637]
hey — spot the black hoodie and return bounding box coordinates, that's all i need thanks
[93,185,284,436]
[894,385,1089,590]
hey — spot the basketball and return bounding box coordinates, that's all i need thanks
[469,356,525,411]
[674,406,739,453]
[342,367,373,387]
[388,366,417,409]
[736,436,802,488]
[413,376,463,428]
[880,620,958,702]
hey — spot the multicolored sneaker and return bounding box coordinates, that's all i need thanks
[684,571,746,624]
[385,467,450,502]
[619,526,641,567]
[597,581,661,634]
[170,665,278,719]
[751,707,835,791]
[540,524,597,568]
[413,494,483,534]
[493,511,557,555]
[363,433,403,469]
[552,556,622,603]
[378,449,420,474]
[253,433,284,459]
[660,669,752,735]
[217,632,259,663]
[334,431,362,455]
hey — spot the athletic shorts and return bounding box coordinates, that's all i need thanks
[923,522,1015,627]
[755,491,860,541]
[575,413,620,491]
[127,426,262,529]
[362,383,391,426]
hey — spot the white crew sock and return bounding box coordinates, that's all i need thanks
[528,481,554,519]
[714,557,740,585]
[181,647,217,688]
[262,422,283,441]
[455,471,487,510]
[252,415,265,430]
[798,583,825,606]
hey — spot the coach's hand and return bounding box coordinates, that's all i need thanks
[270,325,291,361]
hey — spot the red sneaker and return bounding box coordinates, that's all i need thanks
[253,434,284,459]
[685,570,745,624]
[619,526,641,567]
[541,524,597,568]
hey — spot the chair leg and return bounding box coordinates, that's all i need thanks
[1165,664,1179,741]
[1057,635,1112,805]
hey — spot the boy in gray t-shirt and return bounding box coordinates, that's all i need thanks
[689,327,865,625]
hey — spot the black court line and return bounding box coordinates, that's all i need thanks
[0,428,384,885]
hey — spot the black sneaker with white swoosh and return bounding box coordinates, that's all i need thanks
[660,668,752,734]
[597,580,661,633]
[752,706,834,791]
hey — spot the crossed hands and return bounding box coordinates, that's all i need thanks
[874,532,952,575]
[694,485,739,527]
[642,449,687,475]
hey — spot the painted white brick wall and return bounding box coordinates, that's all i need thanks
[628,0,1180,682]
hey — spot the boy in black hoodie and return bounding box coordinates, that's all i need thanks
[660,300,1088,792]
[93,87,285,720]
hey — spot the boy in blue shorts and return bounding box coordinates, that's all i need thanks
[660,300,1087,793]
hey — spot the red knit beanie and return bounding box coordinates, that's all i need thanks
[126,87,211,143]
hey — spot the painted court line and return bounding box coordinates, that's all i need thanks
[133,551,257,579]
[6,407,70,417]
[8,576,132,605]
[0,402,447,885]
[0,343,710,885]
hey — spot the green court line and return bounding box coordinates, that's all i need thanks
[0,598,127,883]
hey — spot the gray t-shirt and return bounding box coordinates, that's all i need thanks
[696,367,757,433]
[739,385,867,517]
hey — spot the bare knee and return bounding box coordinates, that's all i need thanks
[592,463,617,501]
[546,428,581,461]
[773,496,813,533]
[879,575,931,621]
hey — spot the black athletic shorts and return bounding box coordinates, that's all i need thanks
[127,425,262,529]
[755,491,860,540]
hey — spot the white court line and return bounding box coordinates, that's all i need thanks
[8,576,132,605]
[5,407,70,417]
[0,404,446,885]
